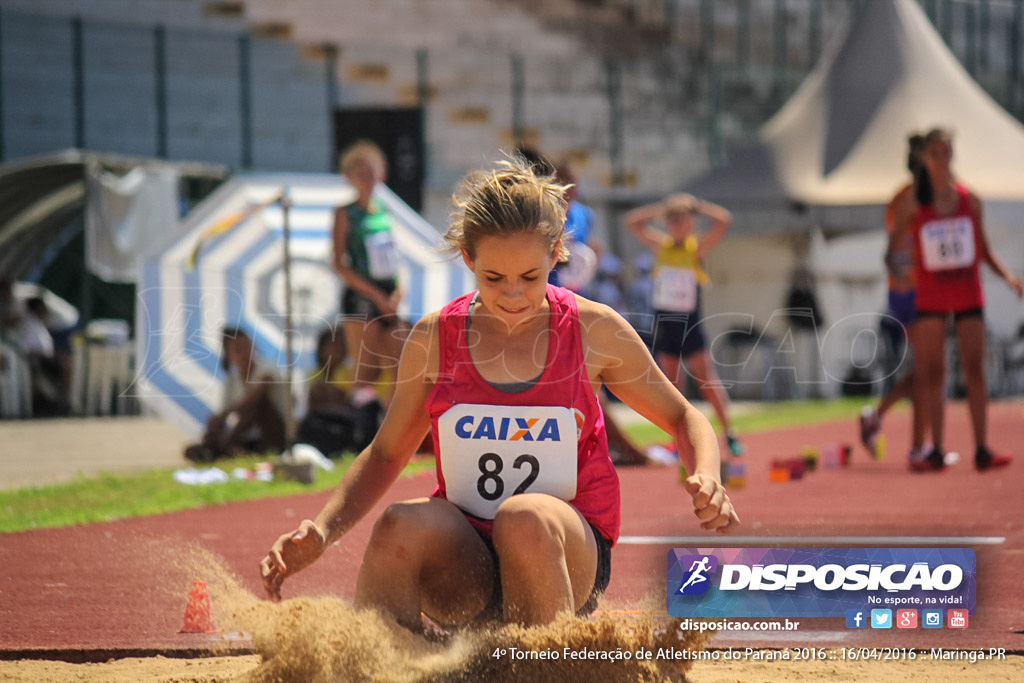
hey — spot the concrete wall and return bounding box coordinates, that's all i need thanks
[0,0,859,227]
[0,8,330,172]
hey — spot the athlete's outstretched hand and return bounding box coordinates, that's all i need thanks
[260,519,327,601]
[684,474,740,534]
[1007,274,1023,299]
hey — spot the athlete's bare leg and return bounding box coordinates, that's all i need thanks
[955,315,988,450]
[355,497,495,630]
[911,316,946,451]
[686,350,733,436]
[492,493,598,626]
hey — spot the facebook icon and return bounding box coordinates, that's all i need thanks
[845,609,867,629]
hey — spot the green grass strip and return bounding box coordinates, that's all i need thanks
[1,398,875,534]
[0,454,433,534]
[623,396,877,445]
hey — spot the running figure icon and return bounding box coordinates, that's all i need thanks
[678,556,712,593]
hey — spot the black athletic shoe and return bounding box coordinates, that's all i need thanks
[909,447,945,473]
[975,446,1012,471]
[184,445,218,463]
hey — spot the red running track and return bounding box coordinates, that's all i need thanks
[1,400,1022,659]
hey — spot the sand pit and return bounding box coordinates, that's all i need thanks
[2,545,1019,682]
[4,406,1022,681]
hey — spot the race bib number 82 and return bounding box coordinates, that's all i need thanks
[438,404,578,520]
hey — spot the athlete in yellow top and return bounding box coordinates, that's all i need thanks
[626,193,743,456]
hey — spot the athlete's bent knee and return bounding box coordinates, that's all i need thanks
[492,498,561,559]
[371,500,428,544]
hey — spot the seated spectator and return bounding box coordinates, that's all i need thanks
[295,327,386,458]
[15,297,68,416]
[600,394,664,467]
[13,297,50,356]
[0,278,22,337]
[184,328,289,462]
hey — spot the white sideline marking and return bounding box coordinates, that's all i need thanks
[617,535,1006,546]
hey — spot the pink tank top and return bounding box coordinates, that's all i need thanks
[426,284,620,543]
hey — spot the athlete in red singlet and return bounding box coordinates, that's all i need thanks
[890,129,1023,472]
[261,155,738,634]
[427,284,621,543]
[911,183,984,315]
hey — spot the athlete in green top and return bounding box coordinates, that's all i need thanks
[331,140,409,402]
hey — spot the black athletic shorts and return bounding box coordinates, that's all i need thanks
[477,521,613,622]
[916,306,983,323]
[341,281,398,323]
[653,308,707,359]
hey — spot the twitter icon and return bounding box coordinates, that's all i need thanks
[870,609,893,629]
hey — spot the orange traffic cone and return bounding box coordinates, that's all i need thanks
[180,580,219,633]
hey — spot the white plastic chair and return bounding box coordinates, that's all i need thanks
[77,319,136,416]
[0,341,32,418]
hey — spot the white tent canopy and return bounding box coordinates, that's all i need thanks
[683,0,1024,398]
[688,0,1024,215]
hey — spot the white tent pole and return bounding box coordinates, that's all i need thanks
[279,186,295,456]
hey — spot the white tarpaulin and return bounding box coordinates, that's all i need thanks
[86,162,181,283]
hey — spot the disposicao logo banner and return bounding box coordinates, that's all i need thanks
[667,548,976,618]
